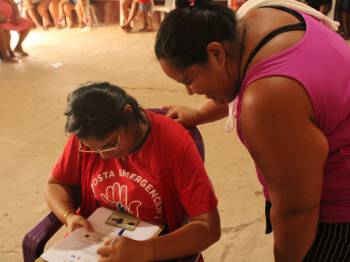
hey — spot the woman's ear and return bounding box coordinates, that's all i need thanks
[207,42,226,66]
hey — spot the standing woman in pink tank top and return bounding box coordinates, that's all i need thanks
[155,0,350,261]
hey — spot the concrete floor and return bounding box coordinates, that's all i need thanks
[0,26,273,262]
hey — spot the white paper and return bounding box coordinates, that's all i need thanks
[41,207,161,262]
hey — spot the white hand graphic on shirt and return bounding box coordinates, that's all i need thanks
[100,182,142,218]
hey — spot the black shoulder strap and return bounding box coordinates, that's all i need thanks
[241,6,306,82]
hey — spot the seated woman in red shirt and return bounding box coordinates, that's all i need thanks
[45,82,220,262]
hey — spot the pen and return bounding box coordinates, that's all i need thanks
[110,228,126,246]
[118,228,126,237]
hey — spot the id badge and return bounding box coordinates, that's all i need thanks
[105,211,140,231]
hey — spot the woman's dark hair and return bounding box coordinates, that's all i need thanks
[155,1,238,69]
[65,82,145,139]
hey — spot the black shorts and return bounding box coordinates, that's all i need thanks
[265,201,350,261]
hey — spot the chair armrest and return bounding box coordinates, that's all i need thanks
[22,212,63,262]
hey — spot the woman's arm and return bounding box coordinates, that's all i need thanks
[239,77,328,261]
[165,99,229,127]
[45,175,76,223]
[45,175,93,232]
[149,209,221,260]
[97,209,220,262]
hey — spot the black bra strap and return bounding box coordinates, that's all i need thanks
[240,6,306,84]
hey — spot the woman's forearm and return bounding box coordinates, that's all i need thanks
[44,180,76,224]
[144,210,220,260]
[196,100,229,125]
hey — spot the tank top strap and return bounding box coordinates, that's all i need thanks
[241,6,306,82]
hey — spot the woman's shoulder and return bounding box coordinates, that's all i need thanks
[147,110,189,135]
[240,76,315,126]
[146,110,194,150]
[242,7,305,69]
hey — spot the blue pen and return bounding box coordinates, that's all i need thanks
[118,228,126,236]
[110,228,125,246]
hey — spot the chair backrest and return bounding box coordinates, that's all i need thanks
[151,0,176,13]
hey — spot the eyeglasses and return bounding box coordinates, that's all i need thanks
[78,135,120,154]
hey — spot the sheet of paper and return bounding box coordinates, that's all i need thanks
[41,207,161,262]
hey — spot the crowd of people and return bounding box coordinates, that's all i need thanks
[1,0,350,63]
[22,0,97,29]
[0,0,157,63]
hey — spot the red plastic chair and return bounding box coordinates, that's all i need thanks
[22,109,204,262]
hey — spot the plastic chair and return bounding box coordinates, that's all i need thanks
[22,108,204,262]
[151,0,175,15]
[148,0,175,27]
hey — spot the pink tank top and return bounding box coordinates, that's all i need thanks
[236,10,350,222]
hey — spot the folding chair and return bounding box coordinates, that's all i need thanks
[22,108,204,262]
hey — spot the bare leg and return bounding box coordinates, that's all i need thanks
[25,4,44,29]
[49,0,62,28]
[121,0,138,32]
[63,2,75,28]
[14,29,31,56]
[78,0,88,24]
[37,0,53,28]
[58,2,66,26]
[5,31,15,58]
[121,0,132,25]
[139,10,151,32]
[75,3,84,27]
[0,31,7,59]
[1,30,18,62]
[88,4,98,26]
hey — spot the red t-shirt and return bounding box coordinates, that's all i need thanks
[88,155,166,224]
[52,111,217,226]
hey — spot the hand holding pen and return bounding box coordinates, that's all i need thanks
[111,228,126,245]
[96,228,153,262]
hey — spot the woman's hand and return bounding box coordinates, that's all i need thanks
[163,105,200,127]
[66,213,94,233]
[97,237,153,262]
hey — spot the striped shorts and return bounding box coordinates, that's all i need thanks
[303,222,350,261]
[265,201,350,261]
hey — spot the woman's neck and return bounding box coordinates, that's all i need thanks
[129,111,150,153]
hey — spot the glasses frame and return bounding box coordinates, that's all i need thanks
[78,134,120,154]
